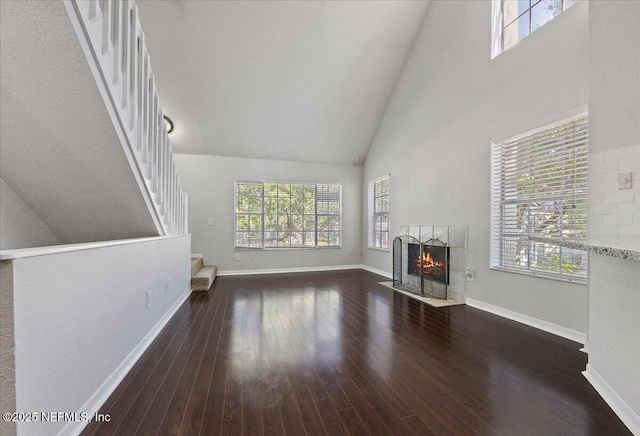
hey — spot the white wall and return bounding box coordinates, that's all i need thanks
[175,154,362,272]
[0,261,16,436]
[589,0,640,154]
[0,177,62,250]
[584,2,640,432]
[586,254,640,433]
[9,235,191,435]
[588,145,640,238]
[362,0,589,332]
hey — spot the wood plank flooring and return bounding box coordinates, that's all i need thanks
[83,270,631,435]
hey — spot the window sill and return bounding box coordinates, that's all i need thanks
[367,247,390,253]
[235,246,342,251]
[490,265,587,285]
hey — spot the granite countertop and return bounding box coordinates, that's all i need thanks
[529,236,640,262]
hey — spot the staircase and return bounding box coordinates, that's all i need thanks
[1,0,187,246]
[64,0,188,236]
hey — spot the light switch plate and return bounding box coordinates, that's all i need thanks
[207,218,214,226]
[618,172,632,190]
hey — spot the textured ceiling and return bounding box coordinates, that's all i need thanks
[136,0,430,165]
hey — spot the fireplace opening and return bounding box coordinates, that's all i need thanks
[407,243,450,285]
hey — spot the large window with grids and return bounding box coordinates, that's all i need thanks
[368,175,390,250]
[235,181,341,249]
[490,115,588,282]
[492,0,580,57]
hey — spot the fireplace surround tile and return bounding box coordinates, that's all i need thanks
[423,280,447,299]
[433,226,449,244]
[449,225,467,248]
[449,270,466,296]
[448,290,465,303]
[420,226,433,241]
[450,247,466,272]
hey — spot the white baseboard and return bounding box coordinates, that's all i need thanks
[360,264,393,279]
[61,288,192,436]
[583,364,640,435]
[218,264,362,276]
[580,342,589,354]
[465,298,587,345]
[191,253,203,259]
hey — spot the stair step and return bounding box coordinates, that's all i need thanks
[192,265,217,292]
[191,257,204,277]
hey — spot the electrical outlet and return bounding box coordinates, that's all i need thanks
[165,279,170,293]
[465,269,474,282]
[207,218,214,226]
[234,253,240,261]
[146,290,152,309]
[250,253,255,261]
[618,172,632,190]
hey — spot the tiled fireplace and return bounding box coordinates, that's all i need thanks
[394,225,467,302]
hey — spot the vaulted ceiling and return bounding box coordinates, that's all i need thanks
[136,1,430,165]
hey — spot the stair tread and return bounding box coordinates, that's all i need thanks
[194,265,217,277]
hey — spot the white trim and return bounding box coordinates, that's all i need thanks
[218,264,362,276]
[59,287,192,436]
[191,253,204,259]
[368,173,391,185]
[582,364,640,435]
[367,174,390,250]
[360,264,393,279]
[489,266,588,285]
[466,298,587,344]
[0,235,191,260]
[580,342,589,354]
[491,105,589,145]
[217,264,395,278]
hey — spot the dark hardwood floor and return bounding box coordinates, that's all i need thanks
[83,270,631,435]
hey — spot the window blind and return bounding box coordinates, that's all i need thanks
[368,175,390,249]
[316,184,342,247]
[491,116,588,281]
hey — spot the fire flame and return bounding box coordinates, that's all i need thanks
[415,251,444,272]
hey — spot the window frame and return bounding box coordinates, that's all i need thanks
[490,112,589,284]
[315,183,343,248]
[491,0,580,58]
[234,180,342,250]
[368,174,390,251]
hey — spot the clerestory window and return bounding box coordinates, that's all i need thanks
[492,0,580,57]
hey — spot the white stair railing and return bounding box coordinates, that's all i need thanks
[64,0,187,235]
